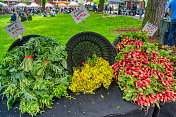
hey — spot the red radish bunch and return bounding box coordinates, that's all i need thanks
[116,38,144,53]
[113,37,175,107]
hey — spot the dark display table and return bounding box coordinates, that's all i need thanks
[158,19,176,117]
[156,102,176,117]
[0,82,154,117]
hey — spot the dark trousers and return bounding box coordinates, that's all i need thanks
[168,20,176,46]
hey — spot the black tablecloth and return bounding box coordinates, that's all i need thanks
[156,102,176,117]
[0,82,154,117]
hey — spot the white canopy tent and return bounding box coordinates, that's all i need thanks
[106,0,125,4]
[84,2,94,6]
[14,3,28,7]
[45,3,54,7]
[58,4,67,7]
[0,2,8,7]
[68,1,79,7]
[28,3,39,7]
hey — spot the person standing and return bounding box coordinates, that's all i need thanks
[139,0,145,19]
[104,5,107,13]
[109,6,112,14]
[18,9,22,17]
[167,0,176,47]
[71,7,74,11]
[3,10,5,14]
[0,7,2,15]
[12,8,15,13]
[24,7,27,13]
[107,5,110,14]
[132,4,137,16]
[87,4,89,11]
[93,2,97,12]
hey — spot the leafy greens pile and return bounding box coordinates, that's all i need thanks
[0,36,71,116]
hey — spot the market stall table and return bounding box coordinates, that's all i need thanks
[157,102,176,117]
[122,10,131,16]
[0,82,154,117]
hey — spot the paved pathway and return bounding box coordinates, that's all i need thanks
[104,13,144,20]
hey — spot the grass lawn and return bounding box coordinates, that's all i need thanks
[0,12,142,59]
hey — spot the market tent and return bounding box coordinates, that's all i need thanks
[14,3,28,7]
[45,3,54,7]
[105,0,125,14]
[68,1,79,7]
[86,2,91,4]
[106,0,125,4]
[56,1,67,4]
[58,4,67,7]
[77,2,82,5]
[28,3,39,7]
[0,2,8,7]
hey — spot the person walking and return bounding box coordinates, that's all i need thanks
[105,5,107,13]
[167,0,176,47]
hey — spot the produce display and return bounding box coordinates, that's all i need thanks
[117,32,149,44]
[113,36,176,108]
[0,32,175,116]
[69,55,114,94]
[0,37,71,116]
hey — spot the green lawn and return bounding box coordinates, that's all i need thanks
[0,12,142,59]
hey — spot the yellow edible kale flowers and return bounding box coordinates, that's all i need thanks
[69,57,114,94]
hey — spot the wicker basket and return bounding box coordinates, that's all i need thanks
[112,36,120,46]
[66,31,115,74]
[8,34,43,51]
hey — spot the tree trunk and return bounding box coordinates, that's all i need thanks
[99,0,104,12]
[142,0,167,36]
[42,1,45,12]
